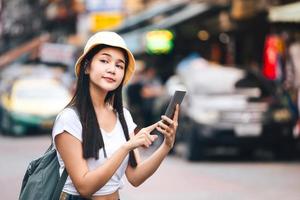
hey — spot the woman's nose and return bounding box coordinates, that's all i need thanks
[106,63,116,74]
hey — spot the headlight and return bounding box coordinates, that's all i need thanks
[272,109,291,122]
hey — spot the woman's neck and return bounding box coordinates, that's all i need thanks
[89,84,107,110]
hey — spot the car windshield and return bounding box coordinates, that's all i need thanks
[14,86,69,100]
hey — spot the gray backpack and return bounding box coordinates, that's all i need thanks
[19,144,68,200]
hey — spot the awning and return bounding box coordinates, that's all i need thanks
[115,1,186,33]
[148,3,210,29]
[268,2,300,23]
[120,3,211,55]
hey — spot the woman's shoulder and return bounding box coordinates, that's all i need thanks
[57,107,79,120]
[122,107,136,123]
[122,107,132,117]
[52,107,82,141]
[121,107,136,133]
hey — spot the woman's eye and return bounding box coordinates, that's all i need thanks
[100,59,108,64]
[116,64,124,69]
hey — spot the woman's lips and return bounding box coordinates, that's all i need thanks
[103,77,116,83]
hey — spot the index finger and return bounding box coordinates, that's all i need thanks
[145,122,158,132]
[173,104,180,122]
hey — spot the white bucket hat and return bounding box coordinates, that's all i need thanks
[75,31,135,85]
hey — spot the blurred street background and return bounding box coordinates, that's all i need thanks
[1,0,300,199]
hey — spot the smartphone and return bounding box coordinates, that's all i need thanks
[164,90,186,119]
[149,90,186,136]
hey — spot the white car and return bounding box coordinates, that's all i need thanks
[171,57,296,160]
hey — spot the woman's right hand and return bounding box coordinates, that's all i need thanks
[125,123,158,150]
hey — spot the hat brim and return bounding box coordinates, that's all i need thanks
[75,43,135,85]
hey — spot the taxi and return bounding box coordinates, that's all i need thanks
[0,78,72,136]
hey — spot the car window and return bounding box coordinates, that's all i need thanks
[235,70,274,97]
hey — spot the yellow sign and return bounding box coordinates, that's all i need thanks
[90,12,123,32]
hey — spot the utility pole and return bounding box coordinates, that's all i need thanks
[0,0,3,54]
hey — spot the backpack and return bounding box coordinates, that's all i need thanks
[19,143,68,200]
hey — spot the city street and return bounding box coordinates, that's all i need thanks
[1,0,300,200]
[1,134,300,200]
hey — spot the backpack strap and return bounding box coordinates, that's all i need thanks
[49,140,68,200]
[51,168,68,200]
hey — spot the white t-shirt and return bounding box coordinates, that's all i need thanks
[52,107,136,196]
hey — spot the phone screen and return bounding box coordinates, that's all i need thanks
[164,90,186,118]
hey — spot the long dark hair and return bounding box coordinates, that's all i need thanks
[67,44,137,167]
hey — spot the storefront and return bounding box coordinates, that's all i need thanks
[267,1,300,139]
[115,1,227,81]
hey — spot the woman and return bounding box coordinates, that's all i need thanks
[53,31,179,200]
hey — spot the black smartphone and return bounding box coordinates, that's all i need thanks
[164,90,186,119]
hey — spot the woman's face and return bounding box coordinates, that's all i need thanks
[86,47,126,92]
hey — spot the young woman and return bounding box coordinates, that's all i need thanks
[53,31,180,200]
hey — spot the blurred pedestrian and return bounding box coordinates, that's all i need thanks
[126,63,146,127]
[140,67,164,126]
[127,66,165,127]
[52,31,180,200]
[286,41,300,138]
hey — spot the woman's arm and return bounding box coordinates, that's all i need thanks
[125,141,171,187]
[55,133,130,197]
[55,122,159,197]
[126,105,179,186]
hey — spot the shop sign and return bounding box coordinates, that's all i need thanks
[90,12,123,32]
[262,35,285,80]
[145,30,174,54]
[39,43,77,67]
[268,1,300,22]
[86,0,124,12]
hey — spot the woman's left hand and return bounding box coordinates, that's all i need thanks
[156,104,179,149]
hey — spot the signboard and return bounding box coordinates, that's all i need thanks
[145,30,174,54]
[268,1,300,22]
[39,43,77,68]
[90,12,123,32]
[86,0,124,12]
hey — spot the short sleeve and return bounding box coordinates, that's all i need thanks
[123,108,137,135]
[52,108,82,143]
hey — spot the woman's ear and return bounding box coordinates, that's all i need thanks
[84,60,90,74]
[85,67,90,74]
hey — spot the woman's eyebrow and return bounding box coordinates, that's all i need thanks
[100,53,125,64]
[100,53,112,57]
[117,59,125,64]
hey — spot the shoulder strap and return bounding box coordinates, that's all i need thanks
[49,140,68,200]
[51,168,68,200]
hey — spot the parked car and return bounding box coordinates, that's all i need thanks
[166,57,297,160]
[0,77,71,135]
